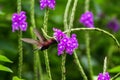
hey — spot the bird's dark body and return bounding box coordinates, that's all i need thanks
[21,28,57,51]
[40,38,57,50]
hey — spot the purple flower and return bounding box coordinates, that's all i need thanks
[79,11,94,28]
[70,34,79,49]
[97,72,110,80]
[12,11,27,32]
[66,38,74,55]
[66,34,78,55]
[40,0,56,10]
[53,28,79,55]
[58,38,67,55]
[53,28,65,42]
[107,18,120,32]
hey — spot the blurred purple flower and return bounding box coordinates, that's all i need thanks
[79,11,94,28]
[40,0,56,10]
[12,11,27,32]
[53,28,79,55]
[97,72,110,80]
[107,19,120,32]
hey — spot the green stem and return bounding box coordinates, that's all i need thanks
[30,0,43,80]
[41,28,52,39]
[43,8,52,80]
[17,0,22,78]
[17,0,21,13]
[44,50,52,80]
[31,0,35,28]
[73,51,88,80]
[85,0,89,12]
[43,8,49,33]
[84,0,93,79]
[64,28,120,48]
[85,32,93,80]
[68,0,78,35]
[111,72,120,80]
[63,0,81,80]
[33,51,38,80]
[33,50,43,80]
[30,0,37,80]
[103,57,107,74]
[62,0,72,79]
[18,31,23,78]
[64,0,72,30]
[64,0,86,80]
[61,53,66,80]
[37,53,43,80]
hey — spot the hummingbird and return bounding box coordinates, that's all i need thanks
[21,28,57,51]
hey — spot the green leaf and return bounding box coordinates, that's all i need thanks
[116,77,120,80]
[12,76,24,80]
[0,64,13,73]
[108,66,120,73]
[0,55,13,63]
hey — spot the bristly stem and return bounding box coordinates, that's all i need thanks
[30,0,37,80]
[33,50,38,80]
[85,0,93,79]
[103,57,107,74]
[62,0,72,79]
[44,50,52,80]
[17,0,22,78]
[30,0,43,80]
[68,0,88,79]
[85,32,93,80]
[63,0,86,80]
[37,53,43,80]
[43,8,49,34]
[64,28,120,48]
[73,51,88,80]
[111,72,120,80]
[41,28,52,39]
[62,0,73,80]
[85,0,89,12]
[17,0,21,13]
[61,53,66,80]
[64,0,72,30]
[68,0,78,35]
[31,0,35,28]
[18,31,23,78]
[43,8,52,80]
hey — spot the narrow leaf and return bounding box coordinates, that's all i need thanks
[0,55,13,63]
[108,66,120,73]
[12,76,24,80]
[0,64,13,73]
[116,77,120,80]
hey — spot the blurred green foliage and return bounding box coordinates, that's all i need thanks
[0,55,13,73]
[12,76,24,80]
[0,0,120,80]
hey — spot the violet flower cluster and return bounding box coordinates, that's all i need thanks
[97,72,110,80]
[53,28,79,56]
[107,18,120,32]
[79,11,94,28]
[12,11,27,32]
[40,0,56,10]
